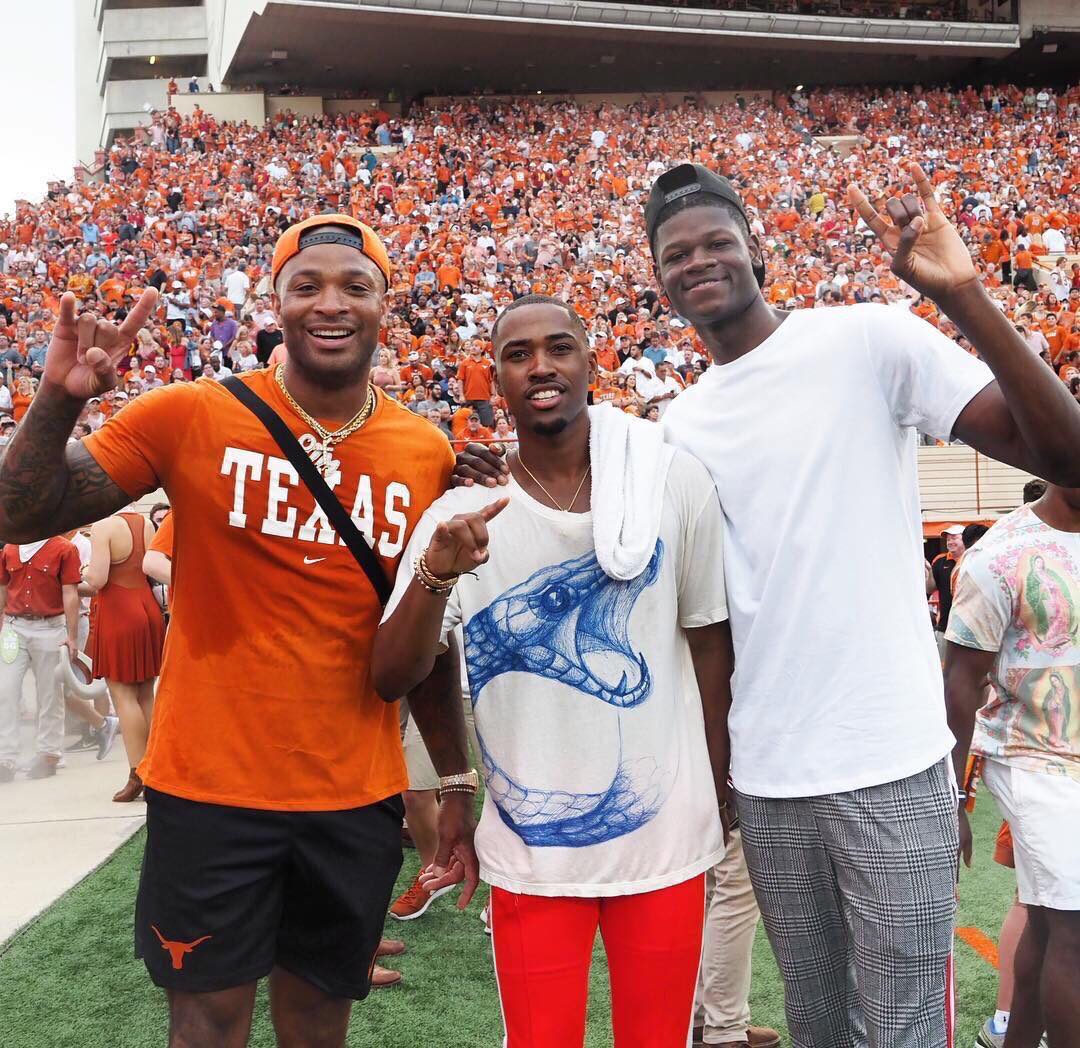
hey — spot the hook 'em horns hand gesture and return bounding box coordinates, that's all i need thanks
[848,162,978,305]
[43,288,159,402]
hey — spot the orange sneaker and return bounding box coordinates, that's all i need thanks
[389,874,453,921]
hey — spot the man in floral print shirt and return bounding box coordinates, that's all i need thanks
[944,482,1080,1048]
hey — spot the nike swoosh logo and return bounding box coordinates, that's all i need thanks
[303,557,327,565]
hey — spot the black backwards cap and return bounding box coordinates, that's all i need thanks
[645,163,766,288]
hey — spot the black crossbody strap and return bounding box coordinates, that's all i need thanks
[221,376,391,605]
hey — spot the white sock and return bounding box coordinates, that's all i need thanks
[992,1010,1010,1034]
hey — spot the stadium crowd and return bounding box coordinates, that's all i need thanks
[1,76,1079,1048]
[0,81,1078,451]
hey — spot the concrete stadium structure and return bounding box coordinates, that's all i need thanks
[75,0,1079,163]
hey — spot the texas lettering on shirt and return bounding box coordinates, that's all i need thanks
[83,371,455,812]
[219,436,413,557]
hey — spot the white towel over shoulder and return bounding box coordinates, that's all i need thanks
[588,403,675,581]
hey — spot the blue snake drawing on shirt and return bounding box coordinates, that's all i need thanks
[464,541,666,847]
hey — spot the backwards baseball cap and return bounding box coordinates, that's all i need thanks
[644,163,765,288]
[271,214,390,291]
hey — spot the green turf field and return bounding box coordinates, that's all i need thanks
[0,795,1013,1048]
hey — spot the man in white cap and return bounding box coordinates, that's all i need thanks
[205,349,232,381]
[931,525,966,657]
[165,281,190,325]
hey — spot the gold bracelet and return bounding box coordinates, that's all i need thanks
[414,548,459,595]
[437,785,478,803]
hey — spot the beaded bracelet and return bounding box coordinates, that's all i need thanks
[414,549,459,595]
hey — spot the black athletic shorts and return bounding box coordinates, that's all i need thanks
[135,788,404,998]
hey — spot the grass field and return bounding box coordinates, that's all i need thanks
[0,796,1013,1048]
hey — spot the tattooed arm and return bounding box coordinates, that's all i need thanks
[0,386,130,542]
[0,290,157,543]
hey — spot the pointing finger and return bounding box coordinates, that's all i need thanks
[847,185,890,239]
[906,162,942,214]
[464,514,489,550]
[479,497,510,522]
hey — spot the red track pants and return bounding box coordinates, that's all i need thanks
[490,874,706,1048]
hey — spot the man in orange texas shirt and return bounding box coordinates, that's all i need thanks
[0,216,478,1048]
[457,339,496,428]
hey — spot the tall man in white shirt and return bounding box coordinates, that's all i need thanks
[454,161,1080,1048]
[645,163,1080,1047]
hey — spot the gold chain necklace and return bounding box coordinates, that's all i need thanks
[515,454,591,513]
[275,363,376,474]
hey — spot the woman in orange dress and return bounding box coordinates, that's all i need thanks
[84,511,165,802]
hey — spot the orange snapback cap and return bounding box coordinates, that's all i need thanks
[271,213,390,289]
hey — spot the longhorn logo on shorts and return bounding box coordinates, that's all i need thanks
[152,925,212,970]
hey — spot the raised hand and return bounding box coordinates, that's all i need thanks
[848,162,976,303]
[43,289,159,401]
[424,497,509,578]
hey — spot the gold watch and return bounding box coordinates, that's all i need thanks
[437,770,480,795]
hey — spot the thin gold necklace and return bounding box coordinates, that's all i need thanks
[515,453,591,513]
[275,363,376,473]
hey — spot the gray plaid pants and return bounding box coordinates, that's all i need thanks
[735,760,957,1048]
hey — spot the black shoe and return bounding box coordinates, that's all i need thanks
[66,730,97,752]
[0,763,14,784]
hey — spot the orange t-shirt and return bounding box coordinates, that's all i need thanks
[83,372,454,811]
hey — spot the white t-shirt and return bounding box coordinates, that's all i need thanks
[662,304,994,797]
[225,269,250,307]
[384,452,729,897]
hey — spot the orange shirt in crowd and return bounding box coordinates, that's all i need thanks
[459,356,495,402]
[11,392,33,422]
[83,371,455,811]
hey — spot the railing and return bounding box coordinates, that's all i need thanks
[449,437,520,450]
[329,0,1019,44]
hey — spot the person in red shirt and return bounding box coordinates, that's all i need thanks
[458,341,496,427]
[0,536,82,780]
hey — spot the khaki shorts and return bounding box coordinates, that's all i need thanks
[403,696,479,792]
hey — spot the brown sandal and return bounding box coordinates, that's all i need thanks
[370,964,402,988]
[113,769,144,803]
